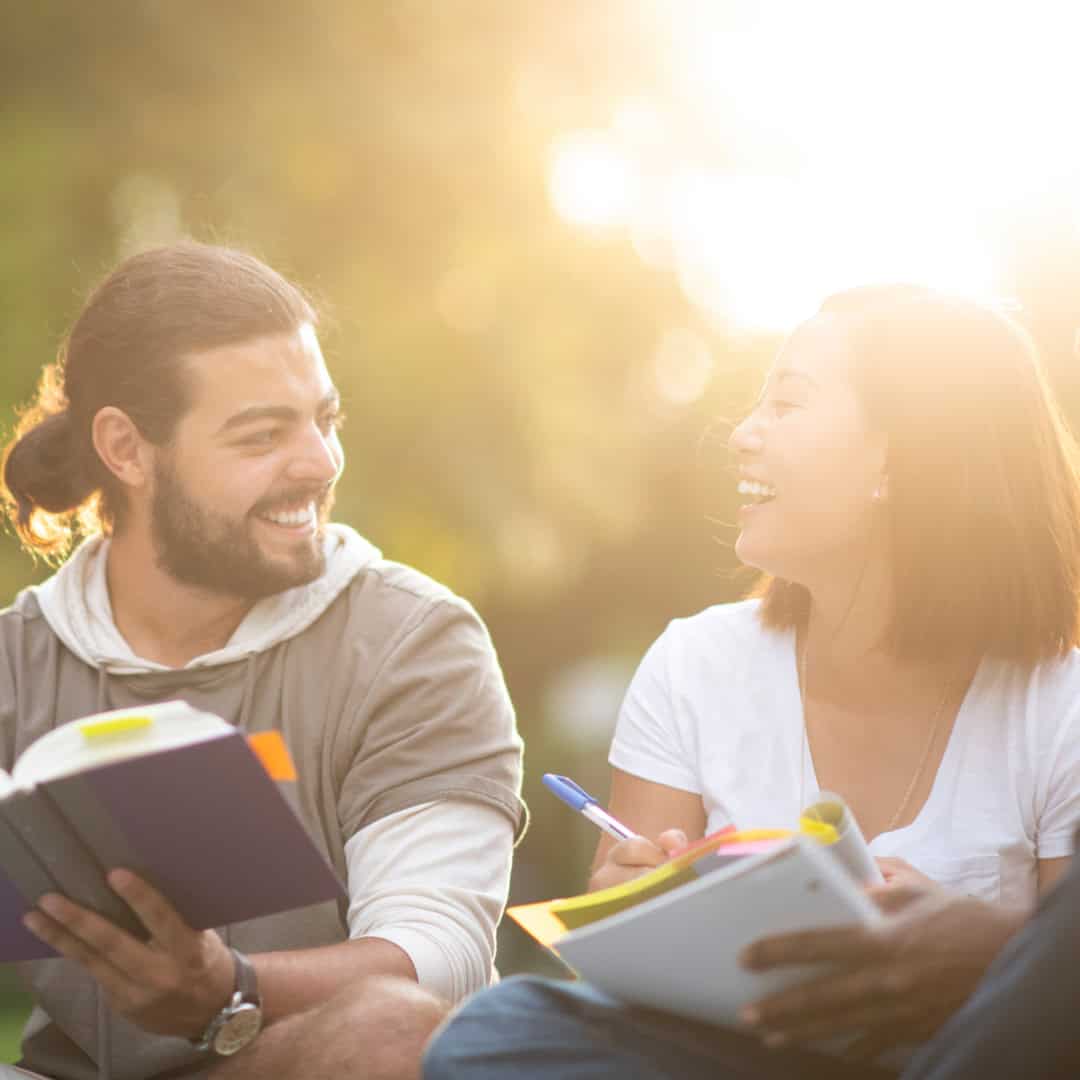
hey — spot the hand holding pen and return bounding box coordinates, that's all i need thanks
[542,773,689,892]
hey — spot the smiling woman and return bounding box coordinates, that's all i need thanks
[423,286,1080,1078]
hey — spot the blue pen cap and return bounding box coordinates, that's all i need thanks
[542,773,594,811]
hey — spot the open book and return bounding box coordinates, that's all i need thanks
[0,701,345,962]
[509,795,881,1027]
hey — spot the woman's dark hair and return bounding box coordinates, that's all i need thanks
[752,285,1080,666]
[2,241,317,559]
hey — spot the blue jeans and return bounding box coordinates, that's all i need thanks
[425,852,1080,1080]
[423,977,894,1079]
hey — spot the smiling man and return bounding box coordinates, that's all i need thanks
[0,243,525,1080]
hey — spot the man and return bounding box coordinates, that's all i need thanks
[423,844,1080,1078]
[0,242,525,1079]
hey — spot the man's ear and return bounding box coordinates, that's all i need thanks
[91,407,154,491]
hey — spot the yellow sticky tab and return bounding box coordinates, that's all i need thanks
[247,731,297,781]
[80,715,153,740]
[507,900,571,950]
[799,817,839,845]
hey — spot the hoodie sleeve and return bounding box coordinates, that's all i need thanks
[335,593,526,841]
[343,798,514,1002]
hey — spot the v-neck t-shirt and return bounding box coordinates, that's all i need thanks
[609,599,1080,908]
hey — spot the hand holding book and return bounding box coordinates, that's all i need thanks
[0,701,344,962]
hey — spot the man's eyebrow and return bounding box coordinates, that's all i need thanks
[216,390,341,436]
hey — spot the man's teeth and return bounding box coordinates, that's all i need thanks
[263,503,315,526]
[737,480,776,501]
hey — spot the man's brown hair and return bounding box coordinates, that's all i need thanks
[1,242,316,559]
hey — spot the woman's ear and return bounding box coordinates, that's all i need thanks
[91,406,153,492]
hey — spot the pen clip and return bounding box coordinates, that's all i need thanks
[542,773,595,811]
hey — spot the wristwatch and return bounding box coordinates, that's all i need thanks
[192,948,263,1056]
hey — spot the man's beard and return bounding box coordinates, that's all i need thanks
[150,457,334,600]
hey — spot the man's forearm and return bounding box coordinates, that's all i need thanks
[252,935,418,1024]
[211,974,446,1080]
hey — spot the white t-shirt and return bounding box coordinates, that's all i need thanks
[610,599,1080,908]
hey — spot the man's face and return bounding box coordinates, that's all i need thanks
[149,325,345,600]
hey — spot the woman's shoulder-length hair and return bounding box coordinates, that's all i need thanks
[754,284,1080,668]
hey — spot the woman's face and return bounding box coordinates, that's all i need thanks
[728,313,888,587]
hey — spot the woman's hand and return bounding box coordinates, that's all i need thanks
[875,856,935,890]
[587,829,688,892]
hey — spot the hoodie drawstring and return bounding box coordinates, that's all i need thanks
[94,665,112,1080]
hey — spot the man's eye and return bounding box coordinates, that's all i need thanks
[244,430,279,446]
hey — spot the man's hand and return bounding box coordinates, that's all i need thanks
[23,869,235,1039]
[737,882,1025,1061]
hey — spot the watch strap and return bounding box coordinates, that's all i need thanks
[192,948,261,1052]
[231,948,260,1005]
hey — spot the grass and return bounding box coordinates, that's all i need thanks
[0,992,29,1064]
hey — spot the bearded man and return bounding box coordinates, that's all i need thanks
[0,242,525,1080]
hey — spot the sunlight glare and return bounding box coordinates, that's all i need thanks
[548,132,639,230]
[549,0,1080,330]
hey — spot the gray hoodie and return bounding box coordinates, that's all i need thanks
[0,525,525,1079]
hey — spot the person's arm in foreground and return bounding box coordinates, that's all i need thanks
[737,881,1025,1062]
[900,845,1080,1079]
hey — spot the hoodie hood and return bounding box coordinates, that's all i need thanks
[33,522,380,674]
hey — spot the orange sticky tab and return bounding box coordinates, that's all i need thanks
[247,731,297,781]
[507,900,571,950]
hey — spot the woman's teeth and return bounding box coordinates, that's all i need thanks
[737,480,776,503]
[263,503,315,526]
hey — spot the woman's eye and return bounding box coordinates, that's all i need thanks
[770,400,801,417]
[319,411,345,435]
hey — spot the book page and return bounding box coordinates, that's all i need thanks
[13,701,231,786]
[800,791,883,885]
[556,838,881,1028]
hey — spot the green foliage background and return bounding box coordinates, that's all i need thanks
[2,1,1080,1063]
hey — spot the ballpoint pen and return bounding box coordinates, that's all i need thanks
[541,773,638,841]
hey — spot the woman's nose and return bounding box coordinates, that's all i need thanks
[728,410,764,456]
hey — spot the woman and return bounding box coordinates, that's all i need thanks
[424,286,1080,1079]
[594,284,1080,906]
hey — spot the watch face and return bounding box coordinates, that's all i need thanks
[213,1003,263,1056]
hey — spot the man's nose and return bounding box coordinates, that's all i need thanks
[289,426,343,484]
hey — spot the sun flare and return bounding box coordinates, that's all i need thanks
[547,1,1080,332]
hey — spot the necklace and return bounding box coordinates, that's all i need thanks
[798,630,953,834]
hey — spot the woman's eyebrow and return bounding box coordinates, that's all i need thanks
[772,368,819,389]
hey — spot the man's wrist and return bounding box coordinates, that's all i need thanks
[200,943,240,1032]
[192,948,263,1056]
